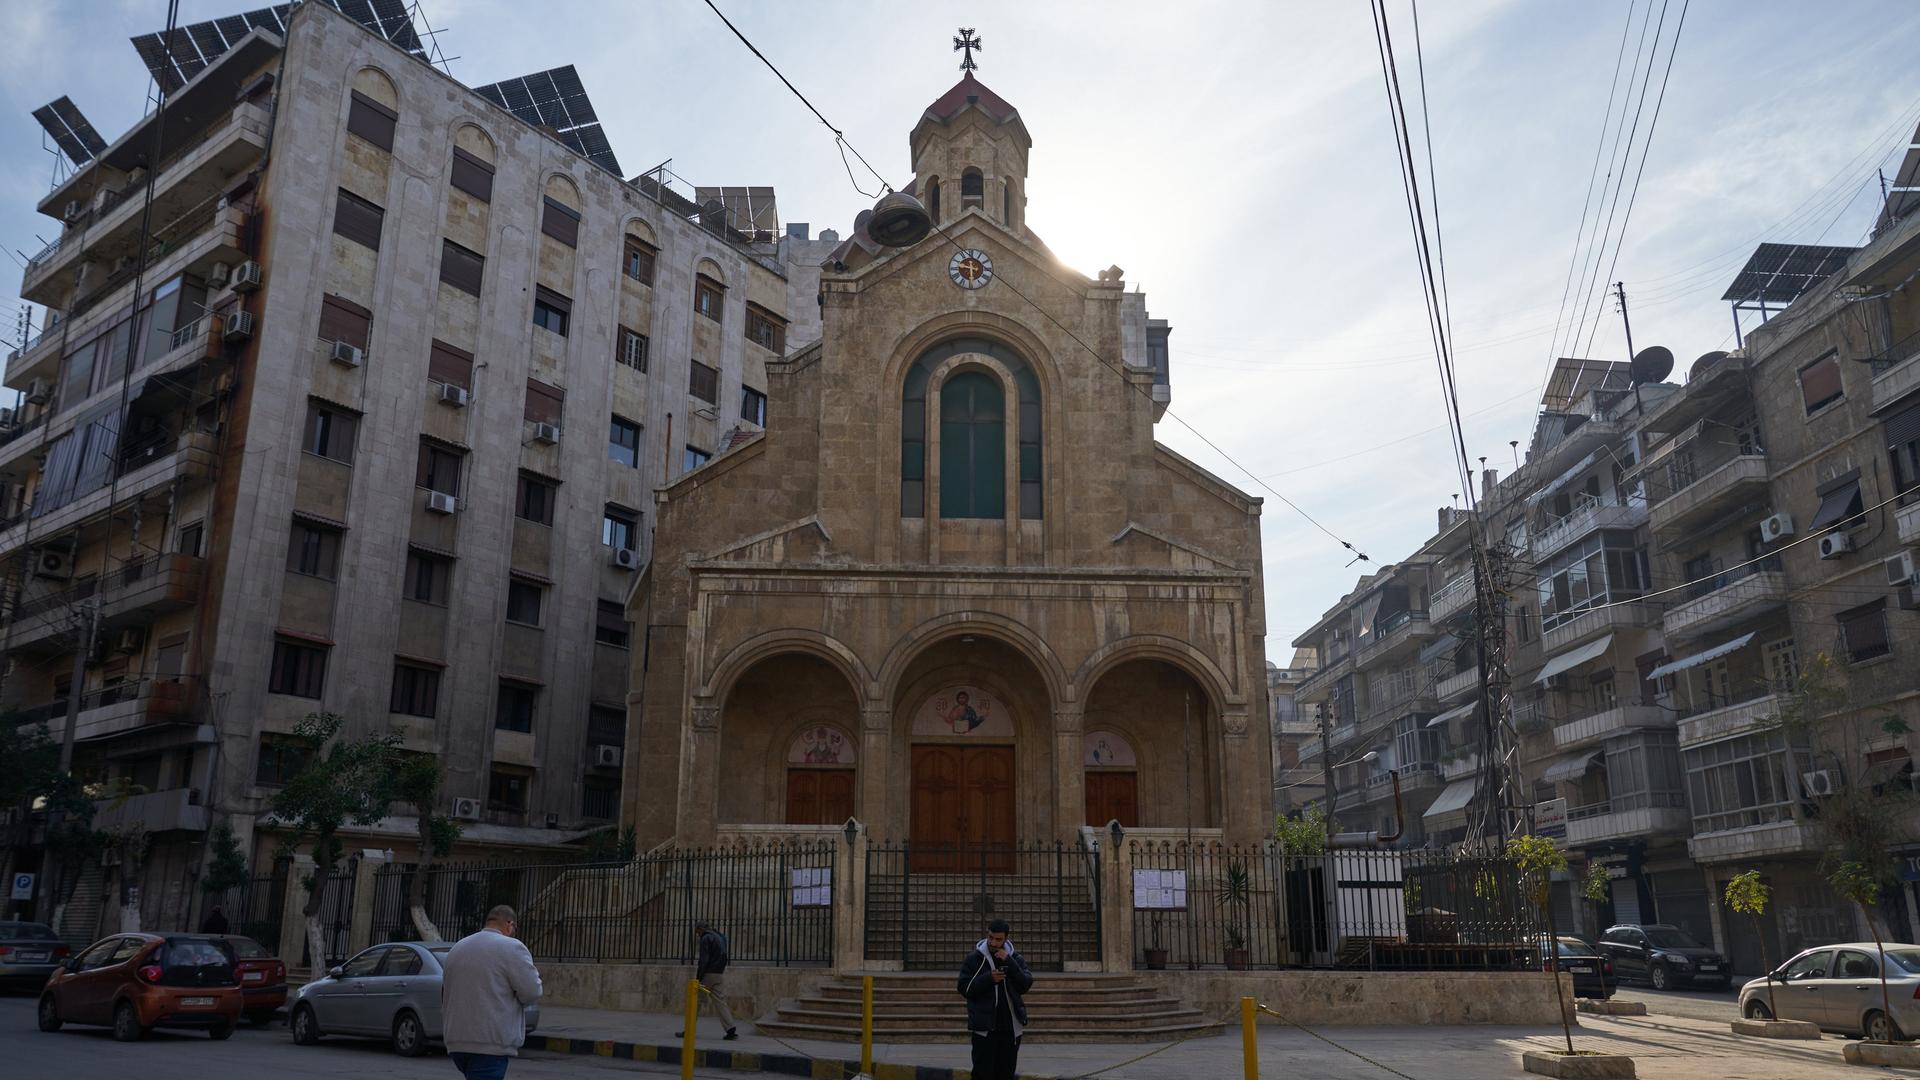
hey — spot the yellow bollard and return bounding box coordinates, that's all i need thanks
[682,978,700,1080]
[1241,997,1258,1080]
[861,974,875,1075]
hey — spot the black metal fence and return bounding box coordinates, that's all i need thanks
[369,842,835,967]
[1128,842,1544,971]
[864,840,1101,971]
[295,858,357,968]
[222,862,287,954]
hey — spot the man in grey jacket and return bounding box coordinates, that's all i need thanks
[442,905,543,1080]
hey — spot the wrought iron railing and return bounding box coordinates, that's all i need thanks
[864,840,1100,971]
[1682,555,1784,601]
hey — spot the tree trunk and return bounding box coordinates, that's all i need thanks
[407,814,443,942]
[1751,914,1776,1019]
[1544,891,1572,1054]
[305,914,330,981]
[1869,903,1896,1042]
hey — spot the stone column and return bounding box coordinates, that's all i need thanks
[1053,706,1085,840]
[279,853,316,971]
[347,849,390,954]
[1099,827,1133,973]
[678,702,722,844]
[1218,710,1260,843]
[860,706,892,837]
[833,820,868,972]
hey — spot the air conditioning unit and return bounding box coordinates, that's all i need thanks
[451,797,481,821]
[328,340,362,367]
[1899,584,1920,611]
[114,254,138,274]
[1800,770,1836,798]
[424,491,457,515]
[113,627,145,654]
[1886,550,1919,587]
[125,167,148,188]
[1759,513,1794,543]
[438,383,469,407]
[609,547,639,570]
[62,200,82,222]
[0,407,14,427]
[593,744,623,768]
[532,422,561,444]
[231,260,263,293]
[1818,533,1852,560]
[207,262,231,288]
[26,379,50,405]
[222,310,254,341]
[34,548,74,579]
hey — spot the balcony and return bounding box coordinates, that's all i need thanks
[1513,701,1557,737]
[1677,693,1784,749]
[1649,454,1769,538]
[1430,574,1474,622]
[1551,704,1670,752]
[92,786,208,834]
[1531,496,1648,560]
[12,676,201,743]
[22,101,269,305]
[1899,498,1920,546]
[1540,599,1656,655]
[1661,564,1786,643]
[1360,763,1442,803]
[1688,819,1819,865]
[1435,666,1478,703]
[1565,798,1691,845]
[1366,670,1438,726]
[1440,752,1481,782]
[1641,352,1754,435]
[1294,652,1350,702]
[1872,330,1920,412]
[4,553,205,653]
[1354,609,1435,669]
[0,431,218,553]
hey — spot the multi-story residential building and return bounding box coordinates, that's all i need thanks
[1,2,812,936]
[1269,648,1320,814]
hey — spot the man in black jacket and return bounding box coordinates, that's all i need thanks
[957,918,1032,1080]
[675,920,738,1040]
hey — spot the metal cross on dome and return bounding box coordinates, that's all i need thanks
[953,27,982,72]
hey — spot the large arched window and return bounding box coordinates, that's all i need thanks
[900,337,1042,520]
[962,168,984,199]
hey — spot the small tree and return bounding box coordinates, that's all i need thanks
[1833,861,1901,1042]
[1581,861,1610,934]
[1275,807,1328,859]
[270,713,401,977]
[1724,870,1776,1020]
[1510,833,1574,1055]
[1217,859,1253,961]
[390,754,462,942]
[202,822,250,897]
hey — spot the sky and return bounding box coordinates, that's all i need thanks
[3,0,1919,657]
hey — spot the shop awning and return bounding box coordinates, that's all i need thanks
[1534,634,1615,685]
[1543,749,1605,784]
[1426,701,1478,728]
[1645,633,1756,681]
[1423,778,1479,819]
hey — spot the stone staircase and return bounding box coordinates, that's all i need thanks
[755,973,1223,1044]
[56,862,105,949]
[863,875,1101,972]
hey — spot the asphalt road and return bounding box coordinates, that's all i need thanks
[1615,983,1743,1023]
[0,997,729,1080]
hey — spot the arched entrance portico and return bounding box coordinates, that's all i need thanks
[714,651,864,827]
[1082,659,1222,830]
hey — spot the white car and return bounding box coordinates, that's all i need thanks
[1740,942,1920,1041]
[289,941,539,1056]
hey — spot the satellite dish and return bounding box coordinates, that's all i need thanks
[1689,350,1729,381]
[1629,345,1674,385]
[867,191,932,248]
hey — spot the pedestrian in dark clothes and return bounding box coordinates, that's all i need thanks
[675,920,739,1040]
[200,906,229,934]
[958,917,1032,1080]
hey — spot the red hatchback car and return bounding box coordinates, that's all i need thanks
[208,936,287,1025]
[37,933,243,1041]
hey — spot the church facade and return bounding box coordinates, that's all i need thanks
[623,74,1273,852]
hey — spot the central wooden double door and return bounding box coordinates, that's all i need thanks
[910,745,1016,872]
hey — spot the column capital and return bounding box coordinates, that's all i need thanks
[690,702,720,731]
[1222,711,1250,738]
[861,707,893,732]
[1051,708,1084,734]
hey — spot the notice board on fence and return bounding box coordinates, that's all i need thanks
[790,867,831,908]
[1131,869,1187,910]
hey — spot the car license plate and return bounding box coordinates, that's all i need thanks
[243,971,264,982]
[181,997,215,1007]
[1698,964,1718,972]
[1568,965,1594,974]
[17,951,47,963]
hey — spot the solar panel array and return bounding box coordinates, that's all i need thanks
[1877,118,1920,234]
[32,96,108,165]
[1721,243,1860,306]
[131,1,422,94]
[472,65,622,176]
[695,186,780,236]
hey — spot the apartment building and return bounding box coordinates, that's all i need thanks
[1268,649,1320,814]
[1,2,811,934]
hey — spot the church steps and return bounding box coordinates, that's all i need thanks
[753,973,1221,1044]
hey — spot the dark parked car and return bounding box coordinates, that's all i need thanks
[207,935,286,1024]
[1599,924,1729,990]
[1540,935,1615,999]
[0,921,71,992]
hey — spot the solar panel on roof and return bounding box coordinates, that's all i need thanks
[471,65,622,175]
[1893,146,1920,192]
[1721,242,1858,305]
[131,2,421,92]
[32,96,107,165]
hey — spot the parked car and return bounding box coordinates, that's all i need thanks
[289,941,541,1057]
[0,921,71,992]
[208,935,286,1024]
[1740,943,1920,1041]
[1539,935,1615,999]
[36,933,243,1040]
[1598,923,1729,990]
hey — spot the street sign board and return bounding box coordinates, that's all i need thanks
[10,872,33,900]
[1534,798,1568,841]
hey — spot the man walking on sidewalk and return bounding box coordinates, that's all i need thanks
[442,904,543,1080]
[959,917,1033,1080]
[677,920,739,1040]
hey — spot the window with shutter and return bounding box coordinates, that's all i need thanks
[404,548,451,604]
[286,519,342,579]
[532,287,571,336]
[524,379,565,425]
[390,662,441,717]
[304,401,358,463]
[745,304,786,353]
[688,360,718,404]
[332,189,385,250]
[516,472,556,525]
[602,506,638,551]
[940,372,1006,519]
[1799,354,1844,413]
[741,386,767,426]
[416,440,463,496]
[269,638,328,699]
[609,416,641,467]
[317,295,372,348]
[439,239,484,296]
[506,579,543,626]
[1839,601,1891,663]
[616,327,649,371]
[623,237,656,284]
[346,91,397,151]
[596,601,632,648]
[693,276,724,321]
[541,197,580,246]
[449,147,494,201]
[428,340,474,389]
[1888,402,1920,498]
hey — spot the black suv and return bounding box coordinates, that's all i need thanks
[1598,924,1729,990]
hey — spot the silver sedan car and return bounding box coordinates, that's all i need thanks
[288,941,540,1056]
[1739,942,1920,1041]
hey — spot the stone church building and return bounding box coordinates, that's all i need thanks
[623,73,1273,854]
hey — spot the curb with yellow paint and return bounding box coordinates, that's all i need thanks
[530,1032,1077,1079]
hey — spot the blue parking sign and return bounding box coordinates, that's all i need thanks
[9,872,32,900]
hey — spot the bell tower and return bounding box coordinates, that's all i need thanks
[911,32,1032,235]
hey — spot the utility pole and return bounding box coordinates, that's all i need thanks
[1614,282,1635,360]
[57,601,98,772]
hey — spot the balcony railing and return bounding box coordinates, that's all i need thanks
[1565,795,1690,844]
[1551,704,1670,751]
[1676,692,1786,748]
[1662,563,1787,642]
[1430,574,1474,621]
[1531,494,1647,558]
[1356,609,1432,666]
[1649,454,1769,536]
[1435,666,1478,702]
[11,675,200,729]
[1898,497,1920,547]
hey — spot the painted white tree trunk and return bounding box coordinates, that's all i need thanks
[409,905,443,943]
[119,902,141,934]
[305,915,330,980]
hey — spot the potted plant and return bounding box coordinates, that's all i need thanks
[1217,859,1253,969]
[1144,912,1168,970]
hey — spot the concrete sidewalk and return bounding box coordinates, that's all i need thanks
[527,1003,1863,1079]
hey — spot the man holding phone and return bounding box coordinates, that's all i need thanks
[957,918,1033,1080]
